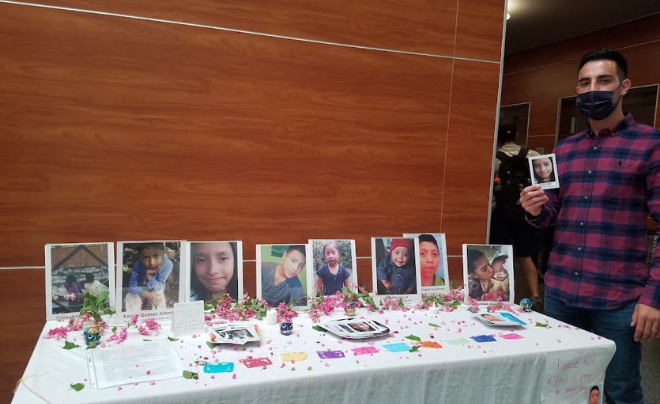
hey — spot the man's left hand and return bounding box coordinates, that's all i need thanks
[631,303,660,342]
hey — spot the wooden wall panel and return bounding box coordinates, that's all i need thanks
[455,0,505,61]
[442,60,501,254]
[0,4,453,267]
[32,0,459,56]
[0,269,44,404]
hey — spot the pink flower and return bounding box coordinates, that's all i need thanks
[130,314,139,326]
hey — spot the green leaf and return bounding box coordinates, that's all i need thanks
[410,345,421,352]
[206,341,217,349]
[102,307,115,315]
[111,326,117,333]
[63,341,81,350]
[86,342,97,349]
[312,325,325,332]
[168,336,179,341]
[398,298,405,308]
[96,290,109,304]
[404,334,421,342]
[143,339,152,341]
[428,323,440,327]
[183,370,198,380]
[535,322,549,328]
[70,383,85,391]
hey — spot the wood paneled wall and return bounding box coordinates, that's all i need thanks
[502,13,660,153]
[0,1,505,401]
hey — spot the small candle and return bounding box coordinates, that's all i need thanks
[266,310,278,325]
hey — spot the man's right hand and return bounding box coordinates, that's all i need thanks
[520,184,548,217]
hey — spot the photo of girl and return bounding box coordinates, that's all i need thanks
[188,241,243,303]
[45,242,115,321]
[529,153,559,189]
[310,239,357,296]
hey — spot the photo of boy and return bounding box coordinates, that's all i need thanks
[529,153,559,189]
[257,244,311,308]
[403,233,449,294]
[310,239,357,296]
[117,241,184,315]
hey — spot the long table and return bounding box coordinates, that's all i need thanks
[11,307,615,404]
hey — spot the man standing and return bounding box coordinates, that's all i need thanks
[520,49,660,404]
[490,122,543,310]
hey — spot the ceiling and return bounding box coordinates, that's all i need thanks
[504,0,660,55]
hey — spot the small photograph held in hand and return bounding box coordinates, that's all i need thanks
[528,153,559,190]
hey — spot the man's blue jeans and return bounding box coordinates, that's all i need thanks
[545,294,643,404]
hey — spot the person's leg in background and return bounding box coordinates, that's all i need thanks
[590,301,643,404]
[511,219,544,312]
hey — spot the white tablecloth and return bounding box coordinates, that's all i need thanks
[12,307,615,404]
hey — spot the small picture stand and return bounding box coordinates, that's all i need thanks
[309,239,358,296]
[371,237,422,307]
[529,153,560,189]
[116,240,187,321]
[462,244,515,305]
[403,233,449,295]
[256,243,313,309]
[45,242,115,321]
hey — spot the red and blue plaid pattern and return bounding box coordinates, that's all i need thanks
[530,114,660,309]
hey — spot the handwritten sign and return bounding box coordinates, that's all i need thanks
[171,301,206,337]
[542,349,608,403]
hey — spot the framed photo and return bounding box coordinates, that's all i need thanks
[371,237,422,307]
[462,244,515,305]
[309,239,357,296]
[45,242,114,321]
[529,153,560,189]
[256,244,313,309]
[116,240,187,321]
[403,233,449,294]
[186,241,243,303]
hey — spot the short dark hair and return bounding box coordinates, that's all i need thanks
[497,121,517,144]
[492,255,508,264]
[287,244,306,257]
[590,385,600,394]
[577,48,628,82]
[137,242,165,253]
[418,234,438,247]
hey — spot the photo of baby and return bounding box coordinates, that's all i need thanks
[529,153,559,189]
[371,237,422,306]
[310,239,357,296]
[462,244,515,305]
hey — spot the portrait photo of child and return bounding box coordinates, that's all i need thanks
[462,244,515,305]
[186,241,243,303]
[256,243,313,309]
[403,233,449,295]
[528,153,560,189]
[117,240,187,319]
[371,237,422,306]
[309,239,357,296]
[45,242,115,320]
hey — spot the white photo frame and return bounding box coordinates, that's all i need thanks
[45,242,115,321]
[462,244,515,305]
[309,239,358,296]
[116,240,187,321]
[371,237,422,307]
[403,233,449,295]
[529,153,560,189]
[256,243,313,309]
[185,241,243,303]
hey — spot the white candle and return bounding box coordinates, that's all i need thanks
[266,310,278,325]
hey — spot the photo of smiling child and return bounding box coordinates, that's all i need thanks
[529,153,559,189]
[371,237,422,306]
[257,244,312,308]
[187,241,243,303]
[462,244,515,305]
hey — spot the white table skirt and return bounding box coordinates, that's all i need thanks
[12,307,615,404]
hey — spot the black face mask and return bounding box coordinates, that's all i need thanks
[575,85,621,120]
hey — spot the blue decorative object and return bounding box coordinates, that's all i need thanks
[345,302,356,317]
[84,326,101,345]
[280,320,293,336]
[520,298,533,312]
